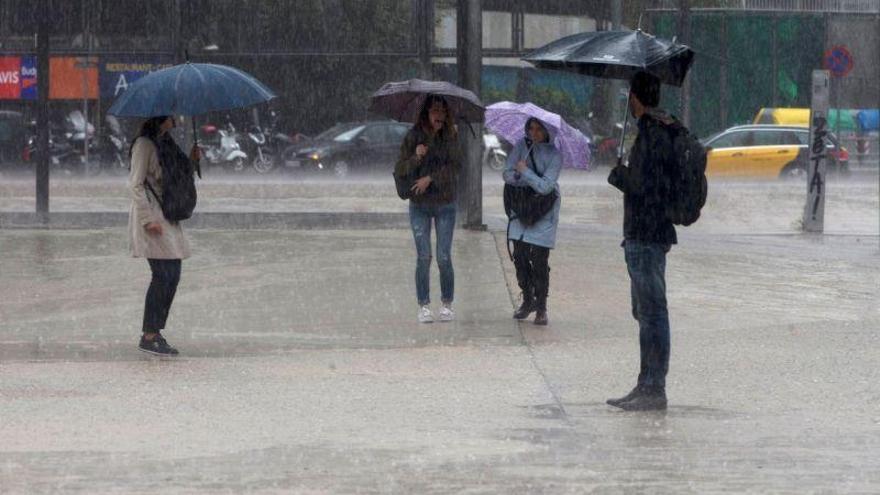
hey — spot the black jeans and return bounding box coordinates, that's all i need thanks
[512,240,550,310]
[143,259,181,334]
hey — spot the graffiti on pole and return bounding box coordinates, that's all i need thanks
[803,70,830,233]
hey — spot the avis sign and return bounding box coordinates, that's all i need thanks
[0,57,22,99]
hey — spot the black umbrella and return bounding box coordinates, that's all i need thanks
[523,30,695,164]
[369,79,485,124]
[522,30,695,87]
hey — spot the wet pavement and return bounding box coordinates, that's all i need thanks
[1,176,879,493]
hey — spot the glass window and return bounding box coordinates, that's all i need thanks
[483,11,513,49]
[389,124,410,142]
[753,130,800,146]
[709,131,753,148]
[360,125,387,143]
[333,126,366,143]
[524,14,596,49]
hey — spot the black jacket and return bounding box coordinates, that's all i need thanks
[608,110,677,245]
[395,126,461,206]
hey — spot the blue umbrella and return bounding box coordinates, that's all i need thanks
[107,62,276,118]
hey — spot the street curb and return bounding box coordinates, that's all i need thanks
[0,211,412,230]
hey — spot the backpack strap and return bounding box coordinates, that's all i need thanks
[144,180,161,206]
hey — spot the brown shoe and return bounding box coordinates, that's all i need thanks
[534,310,548,326]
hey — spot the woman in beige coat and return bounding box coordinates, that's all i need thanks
[128,115,200,356]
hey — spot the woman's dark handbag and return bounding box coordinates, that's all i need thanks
[503,149,558,226]
[394,130,442,200]
[394,167,418,200]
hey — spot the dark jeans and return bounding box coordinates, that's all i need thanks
[409,202,456,306]
[624,240,671,390]
[512,240,550,310]
[143,259,181,334]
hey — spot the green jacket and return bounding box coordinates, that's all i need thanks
[395,125,461,206]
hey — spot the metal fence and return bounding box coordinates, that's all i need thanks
[651,0,879,13]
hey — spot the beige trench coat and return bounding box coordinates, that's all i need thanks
[128,136,191,260]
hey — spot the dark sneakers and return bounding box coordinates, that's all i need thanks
[513,300,535,320]
[619,392,667,411]
[606,387,643,407]
[138,334,179,356]
[608,387,667,411]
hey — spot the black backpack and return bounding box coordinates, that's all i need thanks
[503,147,558,226]
[145,136,198,223]
[663,119,707,226]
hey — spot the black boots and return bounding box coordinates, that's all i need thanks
[534,309,548,326]
[513,293,548,326]
[513,292,535,320]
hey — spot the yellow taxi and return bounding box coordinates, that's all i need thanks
[701,125,849,179]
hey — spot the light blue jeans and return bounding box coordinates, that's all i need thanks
[409,202,456,306]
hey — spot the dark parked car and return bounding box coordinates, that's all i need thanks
[0,111,28,168]
[281,121,411,178]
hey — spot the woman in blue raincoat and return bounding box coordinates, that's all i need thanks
[502,117,562,326]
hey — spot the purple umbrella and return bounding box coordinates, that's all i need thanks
[485,101,591,170]
[369,79,485,124]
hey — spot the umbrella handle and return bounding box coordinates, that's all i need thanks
[191,116,202,179]
[617,97,630,166]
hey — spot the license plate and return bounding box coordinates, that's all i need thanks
[286,159,302,168]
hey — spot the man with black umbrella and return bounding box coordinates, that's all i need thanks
[606,71,677,411]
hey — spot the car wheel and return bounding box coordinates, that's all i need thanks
[333,160,350,178]
[780,162,807,180]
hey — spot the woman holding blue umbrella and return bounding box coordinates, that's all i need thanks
[110,61,276,355]
[502,118,562,326]
[129,116,201,356]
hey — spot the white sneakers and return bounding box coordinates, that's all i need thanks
[418,304,455,323]
[438,303,455,322]
[418,305,435,324]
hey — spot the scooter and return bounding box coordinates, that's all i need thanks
[201,120,248,173]
[483,130,507,171]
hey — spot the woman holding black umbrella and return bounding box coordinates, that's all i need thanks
[395,95,462,323]
[128,116,201,356]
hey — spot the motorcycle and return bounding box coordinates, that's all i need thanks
[22,112,94,174]
[483,130,508,171]
[245,124,273,174]
[578,112,623,168]
[245,110,298,174]
[200,119,248,173]
[97,115,129,174]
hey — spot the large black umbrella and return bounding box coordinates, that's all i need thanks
[523,30,695,164]
[522,30,695,87]
[369,79,485,124]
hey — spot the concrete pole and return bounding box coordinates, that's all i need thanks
[803,70,830,233]
[678,0,691,127]
[456,0,483,230]
[36,0,50,220]
[415,0,435,80]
